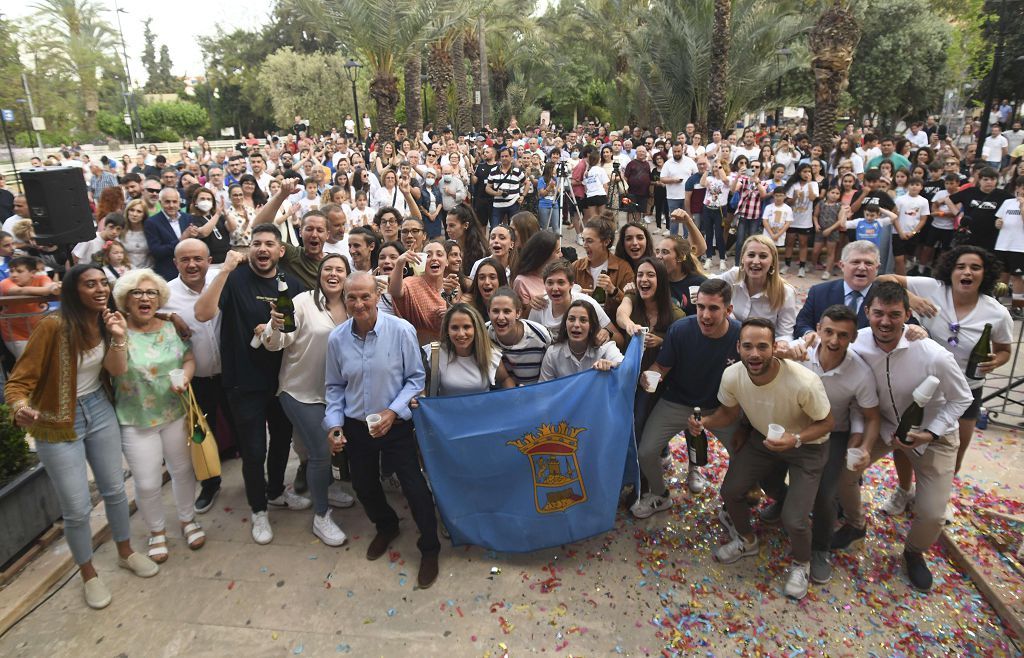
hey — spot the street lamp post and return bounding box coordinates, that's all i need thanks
[113,0,139,148]
[344,59,363,142]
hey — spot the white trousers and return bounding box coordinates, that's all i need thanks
[121,416,196,533]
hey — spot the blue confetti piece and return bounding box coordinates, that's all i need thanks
[336,644,351,653]
[293,645,304,655]
[387,608,397,617]
[346,590,354,598]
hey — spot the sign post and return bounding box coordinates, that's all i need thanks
[0,109,19,188]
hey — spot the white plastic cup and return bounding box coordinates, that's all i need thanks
[846,447,866,471]
[766,423,785,441]
[642,370,661,393]
[689,285,700,300]
[366,413,382,433]
[169,369,186,389]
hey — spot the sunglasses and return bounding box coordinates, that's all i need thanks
[145,188,161,193]
[948,322,960,347]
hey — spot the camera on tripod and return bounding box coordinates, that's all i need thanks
[611,161,621,174]
[556,161,569,177]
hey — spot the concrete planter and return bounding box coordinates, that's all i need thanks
[0,462,62,567]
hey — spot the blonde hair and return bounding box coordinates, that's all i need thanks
[112,268,171,311]
[11,219,34,241]
[440,303,493,387]
[739,234,790,311]
[124,199,148,229]
[662,234,706,278]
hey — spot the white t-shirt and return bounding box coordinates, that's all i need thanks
[995,198,1024,253]
[423,343,501,396]
[761,203,794,246]
[661,156,698,200]
[704,175,730,208]
[344,118,356,134]
[982,134,1008,161]
[904,129,929,148]
[787,181,817,229]
[930,190,956,231]
[584,166,609,198]
[72,234,105,264]
[906,277,1013,389]
[731,145,760,164]
[894,194,930,234]
[1006,130,1024,154]
[296,194,321,216]
[528,289,612,341]
[348,206,374,228]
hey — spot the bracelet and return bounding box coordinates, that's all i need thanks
[110,338,128,350]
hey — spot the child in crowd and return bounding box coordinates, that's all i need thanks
[348,191,374,228]
[99,239,131,283]
[919,173,962,276]
[72,212,125,265]
[0,255,58,358]
[843,201,896,247]
[995,181,1024,318]
[762,188,792,248]
[811,186,846,280]
[892,176,930,275]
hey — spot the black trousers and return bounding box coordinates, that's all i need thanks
[343,416,439,555]
[226,388,293,513]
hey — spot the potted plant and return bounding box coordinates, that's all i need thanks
[0,404,62,567]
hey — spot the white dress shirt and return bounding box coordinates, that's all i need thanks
[162,272,222,378]
[850,326,972,443]
[800,342,878,432]
[714,267,798,342]
[263,290,344,404]
[539,341,623,382]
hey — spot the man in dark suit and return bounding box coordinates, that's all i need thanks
[794,240,879,340]
[145,188,197,280]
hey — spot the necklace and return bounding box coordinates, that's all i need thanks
[569,343,588,360]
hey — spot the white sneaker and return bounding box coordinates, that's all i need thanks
[822,271,831,280]
[313,509,347,546]
[880,485,915,516]
[576,234,585,246]
[268,486,312,510]
[630,492,672,519]
[714,534,759,564]
[944,501,955,525]
[719,260,727,272]
[251,511,273,544]
[718,507,739,540]
[797,265,806,278]
[328,481,356,508]
[784,562,810,599]
[686,468,707,494]
[703,257,712,270]
[644,215,653,224]
[780,264,789,275]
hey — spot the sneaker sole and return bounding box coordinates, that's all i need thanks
[714,549,757,565]
[810,572,832,585]
[313,526,347,547]
[252,532,273,545]
[328,498,357,509]
[194,489,219,514]
[785,588,808,600]
[631,504,672,519]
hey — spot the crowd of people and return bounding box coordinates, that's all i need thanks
[1,108,1022,611]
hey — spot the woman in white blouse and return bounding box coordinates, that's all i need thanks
[420,303,515,396]
[714,234,797,343]
[263,253,353,547]
[540,300,624,381]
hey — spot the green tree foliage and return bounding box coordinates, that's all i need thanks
[258,48,357,133]
[847,0,952,127]
[137,101,208,141]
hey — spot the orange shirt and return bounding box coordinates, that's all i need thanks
[0,275,52,341]
[394,275,445,344]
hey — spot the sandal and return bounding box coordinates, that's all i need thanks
[183,521,206,550]
[147,534,169,563]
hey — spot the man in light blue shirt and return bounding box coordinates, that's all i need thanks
[324,272,439,588]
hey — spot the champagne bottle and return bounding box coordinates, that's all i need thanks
[687,407,709,466]
[894,376,939,446]
[966,323,992,380]
[275,274,296,333]
[592,269,609,304]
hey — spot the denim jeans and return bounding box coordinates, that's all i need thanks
[811,431,849,552]
[343,416,439,555]
[735,216,761,266]
[279,393,332,516]
[226,388,293,513]
[666,199,687,237]
[537,205,558,232]
[701,206,727,260]
[35,390,132,565]
[491,202,520,228]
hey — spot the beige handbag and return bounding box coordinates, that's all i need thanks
[182,386,221,480]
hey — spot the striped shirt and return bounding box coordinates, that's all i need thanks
[486,165,526,209]
[486,319,551,385]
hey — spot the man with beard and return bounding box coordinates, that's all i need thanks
[689,317,834,600]
[195,225,309,546]
[832,282,972,592]
[255,179,329,290]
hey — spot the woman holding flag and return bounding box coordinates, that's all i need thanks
[539,300,624,381]
[420,303,516,396]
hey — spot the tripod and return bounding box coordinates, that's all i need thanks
[606,164,636,220]
[552,162,582,242]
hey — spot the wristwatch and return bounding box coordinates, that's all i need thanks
[793,433,802,449]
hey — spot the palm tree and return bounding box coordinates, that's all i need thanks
[290,0,462,137]
[708,0,731,133]
[404,53,422,133]
[30,0,115,134]
[452,31,472,132]
[631,0,812,132]
[809,0,861,150]
[427,37,455,129]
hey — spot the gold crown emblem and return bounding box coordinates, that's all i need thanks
[507,422,584,455]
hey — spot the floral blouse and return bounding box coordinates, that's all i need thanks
[114,322,190,427]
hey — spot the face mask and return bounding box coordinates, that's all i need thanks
[442,174,453,183]
[425,177,436,185]
[196,199,214,212]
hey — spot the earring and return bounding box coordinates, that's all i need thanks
[769,267,775,275]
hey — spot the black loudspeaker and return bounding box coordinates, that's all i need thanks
[20,167,97,245]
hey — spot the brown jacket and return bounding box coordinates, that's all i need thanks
[571,253,635,319]
[5,315,110,442]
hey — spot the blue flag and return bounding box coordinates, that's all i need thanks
[413,335,643,552]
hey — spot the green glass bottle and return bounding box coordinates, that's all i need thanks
[966,323,992,380]
[276,274,296,333]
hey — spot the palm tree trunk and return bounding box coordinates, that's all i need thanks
[707,0,731,132]
[463,28,480,130]
[453,32,472,133]
[810,1,861,152]
[404,53,422,134]
[370,71,400,139]
[81,74,100,134]
[478,16,490,129]
[428,41,454,129]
